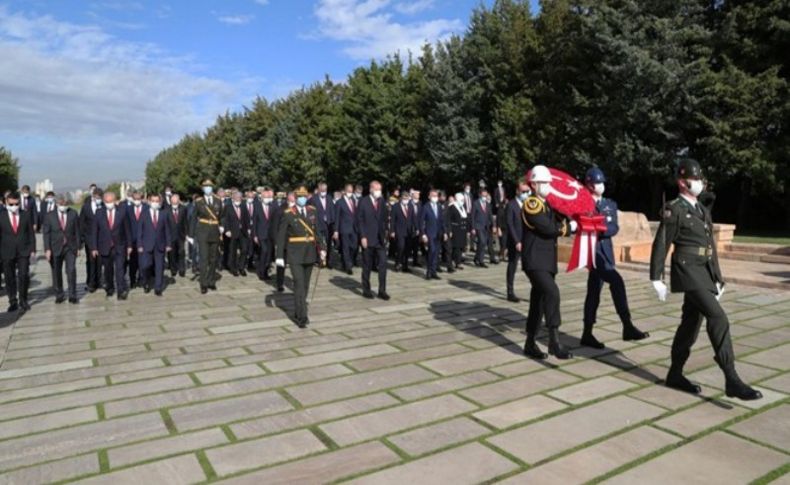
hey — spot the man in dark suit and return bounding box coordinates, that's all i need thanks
[19,185,38,233]
[522,165,575,360]
[650,158,760,400]
[38,191,57,233]
[409,190,422,267]
[166,193,187,278]
[420,189,446,280]
[390,192,414,272]
[493,180,506,215]
[310,182,335,269]
[126,190,146,288]
[1,192,36,312]
[252,188,276,281]
[471,189,494,267]
[222,191,250,277]
[333,184,358,275]
[90,191,132,300]
[356,181,389,300]
[137,194,172,296]
[505,183,529,302]
[245,190,259,271]
[80,188,103,292]
[43,195,80,304]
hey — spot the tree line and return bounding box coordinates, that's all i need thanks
[145,0,789,229]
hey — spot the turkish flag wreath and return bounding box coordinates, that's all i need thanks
[524,167,607,272]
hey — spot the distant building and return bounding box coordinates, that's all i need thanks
[119,180,145,199]
[34,179,54,198]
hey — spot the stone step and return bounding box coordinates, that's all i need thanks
[724,242,790,255]
[719,250,790,265]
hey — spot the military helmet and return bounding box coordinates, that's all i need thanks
[585,167,606,184]
[676,158,703,179]
[201,179,214,187]
[294,186,309,197]
[528,165,552,183]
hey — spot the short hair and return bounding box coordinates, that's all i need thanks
[20,185,30,191]
[56,194,67,204]
[149,193,161,200]
[94,188,104,197]
[7,191,20,200]
[46,191,55,197]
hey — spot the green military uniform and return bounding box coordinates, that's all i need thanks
[190,180,224,293]
[650,158,760,400]
[276,198,326,327]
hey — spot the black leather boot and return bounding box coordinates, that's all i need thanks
[548,328,572,359]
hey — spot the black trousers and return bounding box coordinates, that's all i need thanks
[101,247,127,293]
[525,270,560,336]
[85,242,101,289]
[506,245,519,294]
[362,246,387,293]
[52,250,77,299]
[221,237,231,270]
[4,256,30,305]
[227,237,249,274]
[141,249,166,292]
[198,238,219,288]
[128,249,141,286]
[410,235,422,265]
[168,239,186,275]
[339,232,358,271]
[475,230,490,264]
[395,235,409,269]
[257,239,273,278]
[583,267,632,327]
[451,246,463,266]
[671,289,735,374]
[290,263,313,322]
[426,237,441,276]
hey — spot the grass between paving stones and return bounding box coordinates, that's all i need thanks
[195,450,216,481]
[752,462,790,485]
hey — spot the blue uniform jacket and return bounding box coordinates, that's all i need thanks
[594,198,619,270]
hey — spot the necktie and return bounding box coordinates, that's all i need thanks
[402,205,408,217]
[374,199,379,212]
[433,204,438,217]
[264,204,269,219]
[60,212,66,230]
[136,206,141,220]
[11,213,18,234]
[300,208,305,218]
[153,210,158,228]
[248,203,253,217]
[108,210,114,229]
[48,202,53,212]
[349,198,355,213]
[173,209,178,223]
[207,196,212,205]
[235,206,241,219]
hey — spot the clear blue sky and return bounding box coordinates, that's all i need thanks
[1,0,539,189]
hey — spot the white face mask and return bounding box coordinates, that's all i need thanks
[430,197,438,204]
[319,191,327,197]
[150,202,161,211]
[105,202,114,209]
[133,199,142,207]
[536,183,551,199]
[345,192,353,198]
[372,190,382,199]
[455,195,465,205]
[263,197,273,204]
[6,204,19,213]
[688,180,704,197]
[57,205,68,213]
[593,183,605,196]
[233,200,241,207]
[46,197,54,203]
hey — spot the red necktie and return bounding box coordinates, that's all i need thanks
[349,198,355,214]
[235,207,240,219]
[135,207,141,220]
[482,201,486,213]
[402,205,407,218]
[108,210,114,230]
[153,210,158,228]
[248,204,253,217]
[373,199,379,212]
[173,209,178,223]
[59,212,66,230]
[11,213,18,234]
[264,204,269,219]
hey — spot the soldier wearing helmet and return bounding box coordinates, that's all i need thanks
[580,167,649,349]
[521,165,576,360]
[650,158,761,401]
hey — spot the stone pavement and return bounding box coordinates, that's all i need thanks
[0,254,787,484]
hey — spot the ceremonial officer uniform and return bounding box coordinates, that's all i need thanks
[276,187,326,327]
[190,180,223,294]
[521,165,573,360]
[582,167,648,348]
[650,158,761,400]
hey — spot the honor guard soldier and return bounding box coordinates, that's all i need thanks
[276,186,326,328]
[650,158,761,400]
[190,179,224,294]
[581,167,649,348]
[521,165,576,360]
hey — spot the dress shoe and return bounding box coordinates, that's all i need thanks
[523,340,548,360]
[20,301,31,311]
[155,290,163,297]
[548,329,573,359]
[69,297,79,304]
[208,285,217,291]
[200,287,208,294]
[394,264,401,272]
[171,270,177,277]
[231,271,239,277]
[437,267,443,273]
[87,285,97,293]
[665,373,701,394]
[378,291,390,301]
[130,282,138,289]
[507,293,520,303]
[431,274,441,280]
[106,290,115,297]
[447,267,455,273]
[277,286,284,293]
[240,269,247,277]
[117,291,128,301]
[179,271,186,277]
[580,332,605,349]
[362,290,375,299]
[296,319,307,329]
[725,376,763,401]
[623,325,649,341]
[55,296,66,304]
[262,273,271,281]
[7,303,18,312]
[345,269,353,275]
[144,286,151,294]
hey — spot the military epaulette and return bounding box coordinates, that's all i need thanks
[663,199,680,219]
[523,196,544,216]
[289,207,298,214]
[305,205,315,211]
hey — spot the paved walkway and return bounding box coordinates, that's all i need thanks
[0,255,787,484]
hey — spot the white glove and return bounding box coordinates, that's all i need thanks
[320,250,327,260]
[716,282,725,301]
[651,280,668,302]
[275,258,285,268]
[186,236,194,246]
[569,220,578,233]
[219,226,224,234]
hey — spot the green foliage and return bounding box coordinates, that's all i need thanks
[145,0,789,227]
[0,146,20,193]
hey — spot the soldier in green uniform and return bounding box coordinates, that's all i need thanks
[650,159,761,400]
[189,179,224,294]
[276,186,326,328]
